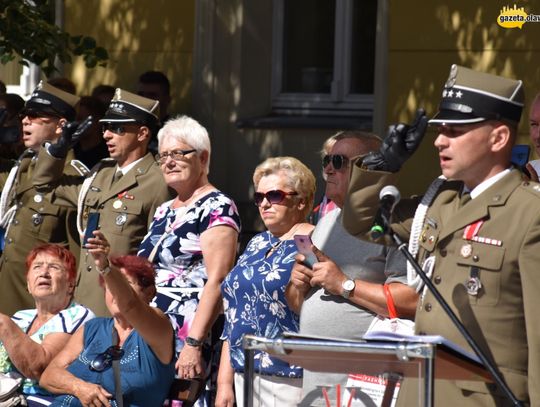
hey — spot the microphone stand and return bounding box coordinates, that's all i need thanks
[385,227,523,406]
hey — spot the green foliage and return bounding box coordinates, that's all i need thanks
[0,0,108,77]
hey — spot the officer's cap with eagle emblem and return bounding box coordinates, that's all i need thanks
[429,64,524,125]
[100,88,159,130]
[22,81,80,121]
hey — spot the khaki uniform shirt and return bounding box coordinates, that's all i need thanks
[33,151,174,316]
[343,168,540,406]
[0,150,87,315]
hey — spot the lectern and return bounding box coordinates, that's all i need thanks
[242,335,490,407]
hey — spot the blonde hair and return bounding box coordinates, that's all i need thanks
[253,156,316,219]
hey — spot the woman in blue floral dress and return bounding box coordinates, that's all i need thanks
[216,157,316,407]
[138,116,241,407]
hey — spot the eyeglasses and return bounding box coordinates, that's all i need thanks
[19,110,60,122]
[102,123,132,134]
[254,190,298,206]
[322,154,350,170]
[89,345,124,372]
[156,149,197,164]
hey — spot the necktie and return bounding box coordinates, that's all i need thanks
[112,170,123,185]
[460,191,471,207]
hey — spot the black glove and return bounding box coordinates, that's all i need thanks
[48,116,93,158]
[362,108,428,172]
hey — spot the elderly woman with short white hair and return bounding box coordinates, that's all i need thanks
[138,115,241,407]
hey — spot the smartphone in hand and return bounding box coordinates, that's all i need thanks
[83,212,100,247]
[293,234,318,268]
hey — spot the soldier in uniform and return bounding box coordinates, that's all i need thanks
[342,65,538,405]
[0,81,88,316]
[33,89,173,316]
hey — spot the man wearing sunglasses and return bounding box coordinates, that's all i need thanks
[344,66,538,406]
[0,81,89,316]
[286,131,418,406]
[32,89,173,316]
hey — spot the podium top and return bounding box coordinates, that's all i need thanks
[243,335,491,382]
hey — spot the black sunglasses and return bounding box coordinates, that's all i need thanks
[102,123,141,134]
[322,154,351,170]
[18,109,60,120]
[89,345,124,372]
[254,190,298,206]
[156,149,197,164]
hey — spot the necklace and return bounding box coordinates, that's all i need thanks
[266,223,302,257]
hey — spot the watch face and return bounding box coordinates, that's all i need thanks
[343,280,355,291]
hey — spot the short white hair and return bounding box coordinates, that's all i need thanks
[157,115,211,174]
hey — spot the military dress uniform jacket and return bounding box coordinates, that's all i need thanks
[0,150,87,316]
[343,167,540,406]
[33,151,174,316]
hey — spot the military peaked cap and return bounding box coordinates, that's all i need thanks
[430,64,524,125]
[23,81,80,121]
[100,88,159,129]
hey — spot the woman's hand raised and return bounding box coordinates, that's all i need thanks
[85,231,111,271]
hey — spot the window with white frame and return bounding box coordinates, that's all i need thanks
[271,0,378,118]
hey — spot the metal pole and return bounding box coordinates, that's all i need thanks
[243,347,254,407]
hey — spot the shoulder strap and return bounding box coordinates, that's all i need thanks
[383,284,398,319]
[69,159,90,176]
[112,328,123,407]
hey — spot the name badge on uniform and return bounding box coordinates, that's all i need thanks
[115,213,127,226]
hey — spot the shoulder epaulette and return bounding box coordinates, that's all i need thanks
[70,159,90,176]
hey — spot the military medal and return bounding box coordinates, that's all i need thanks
[33,194,43,203]
[113,200,123,209]
[31,213,43,225]
[115,213,127,226]
[463,219,502,247]
[465,267,482,296]
[460,243,472,258]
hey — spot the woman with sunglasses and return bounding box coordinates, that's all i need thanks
[137,116,241,407]
[40,231,175,406]
[216,157,315,407]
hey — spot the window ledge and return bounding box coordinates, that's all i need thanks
[235,115,372,130]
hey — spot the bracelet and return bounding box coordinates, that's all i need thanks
[96,263,111,276]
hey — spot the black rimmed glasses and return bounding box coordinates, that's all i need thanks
[254,190,298,207]
[156,149,197,165]
[322,154,350,170]
[89,345,124,372]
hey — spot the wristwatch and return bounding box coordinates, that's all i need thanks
[185,336,203,347]
[341,279,356,299]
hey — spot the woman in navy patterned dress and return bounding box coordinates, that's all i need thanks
[138,116,241,407]
[216,157,316,407]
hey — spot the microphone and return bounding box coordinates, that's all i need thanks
[370,185,401,239]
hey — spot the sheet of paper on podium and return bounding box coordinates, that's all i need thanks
[362,330,481,364]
